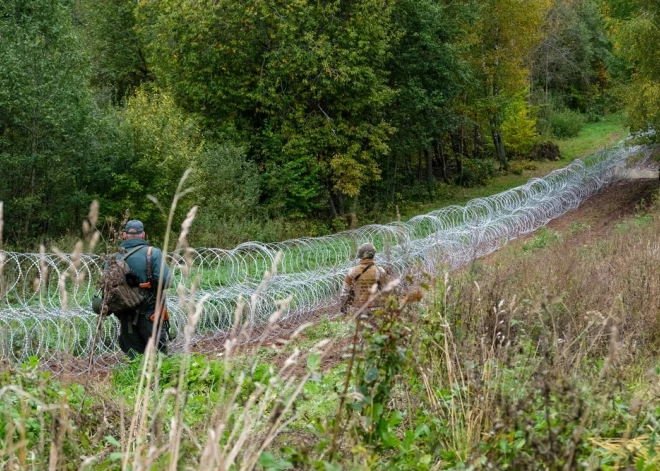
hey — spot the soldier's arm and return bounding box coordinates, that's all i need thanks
[339,271,355,307]
[151,248,172,289]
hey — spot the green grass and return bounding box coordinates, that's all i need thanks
[570,220,591,233]
[522,226,562,252]
[555,114,627,160]
[4,196,660,469]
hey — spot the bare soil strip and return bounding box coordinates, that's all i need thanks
[514,177,660,250]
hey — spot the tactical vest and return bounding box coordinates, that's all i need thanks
[351,264,382,306]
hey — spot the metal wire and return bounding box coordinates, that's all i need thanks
[0,143,653,373]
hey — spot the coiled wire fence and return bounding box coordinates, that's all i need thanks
[0,143,654,373]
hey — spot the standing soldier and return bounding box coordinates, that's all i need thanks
[340,242,388,313]
[93,220,172,358]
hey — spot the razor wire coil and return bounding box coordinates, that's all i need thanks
[0,143,653,373]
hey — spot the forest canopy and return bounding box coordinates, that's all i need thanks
[0,0,656,248]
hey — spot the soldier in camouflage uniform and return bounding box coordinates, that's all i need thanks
[340,243,387,313]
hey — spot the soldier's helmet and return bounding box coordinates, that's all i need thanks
[357,243,376,260]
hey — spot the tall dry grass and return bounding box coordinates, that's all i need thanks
[383,191,660,467]
[0,172,336,470]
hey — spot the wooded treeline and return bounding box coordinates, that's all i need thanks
[0,0,657,247]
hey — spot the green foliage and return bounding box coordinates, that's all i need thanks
[351,302,412,448]
[76,0,151,103]
[102,86,202,239]
[471,0,548,169]
[570,220,591,233]
[0,359,113,468]
[137,0,395,216]
[522,226,561,251]
[509,160,538,175]
[454,159,498,187]
[0,0,649,250]
[531,0,613,115]
[385,0,468,161]
[610,0,660,136]
[501,92,540,157]
[549,109,587,138]
[555,113,626,159]
[190,143,262,244]
[0,0,99,243]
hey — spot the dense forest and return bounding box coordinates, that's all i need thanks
[0,0,658,248]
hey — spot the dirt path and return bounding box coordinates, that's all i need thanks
[509,177,660,252]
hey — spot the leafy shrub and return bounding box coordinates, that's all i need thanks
[509,160,538,175]
[501,92,540,157]
[549,109,587,138]
[526,141,562,161]
[454,159,497,187]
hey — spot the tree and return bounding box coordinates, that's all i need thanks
[530,0,612,116]
[104,87,202,238]
[470,0,547,169]
[608,0,660,134]
[383,0,469,193]
[0,0,98,242]
[136,0,396,226]
[75,0,153,104]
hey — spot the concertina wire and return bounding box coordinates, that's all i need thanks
[0,142,654,373]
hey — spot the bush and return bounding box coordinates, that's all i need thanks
[509,160,538,175]
[501,92,540,157]
[527,141,562,161]
[454,159,497,187]
[549,109,586,138]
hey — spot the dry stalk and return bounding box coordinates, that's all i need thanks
[167,291,205,470]
[123,169,194,470]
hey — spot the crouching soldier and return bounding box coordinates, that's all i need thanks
[340,243,388,313]
[93,220,172,358]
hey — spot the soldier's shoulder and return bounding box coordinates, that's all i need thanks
[148,245,165,256]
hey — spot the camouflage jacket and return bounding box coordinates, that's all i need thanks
[340,259,387,310]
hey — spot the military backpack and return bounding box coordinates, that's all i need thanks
[95,246,148,316]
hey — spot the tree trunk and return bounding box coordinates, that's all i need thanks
[26,111,39,237]
[436,140,449,184]
[349,194,358,229]
[491,78,508,171]
[425,146,434,198]
[491,123,508,170]
[425,146,433,182]
[391,154,399,202]
[336,192,345,216]
[472,125,481,160]
[450,131,464,175]
[328,192,338,219]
